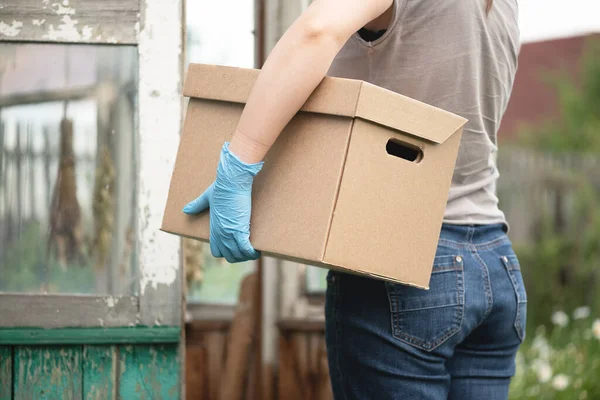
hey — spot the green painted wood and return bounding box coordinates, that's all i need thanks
[0,326,180,345]
[0,346,12,399]
[118,344,179,399]
[14,346,83,400]
[84,346,116,400]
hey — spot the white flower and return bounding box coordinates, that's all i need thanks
[535,362,553,383]
[552,374,570,391]
[579,391,588,400]
[552,311,569,327]
[574,378,583,389]
[532,334,552,359]
[573,306,591,320]
[593,319,600,340]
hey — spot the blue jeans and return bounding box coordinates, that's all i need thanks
[325,224,527,399]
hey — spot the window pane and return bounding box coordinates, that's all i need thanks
[306,266,328,294]
[0,43,138,295]
[184,0,255,305]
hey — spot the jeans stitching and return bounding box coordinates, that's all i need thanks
[439,236,510,251]
[386,262,465,351]
[500,257,527,342]
[473,248,495,322]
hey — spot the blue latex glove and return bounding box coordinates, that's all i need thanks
[183,142,263,263]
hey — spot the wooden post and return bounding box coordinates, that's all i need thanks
[15,124,22,232]
[27,124,35,221]
[0,120,4,211]
[219,273,258,400]
[205,331,226,400]
[0,120,4,279]
[43,128,52,210]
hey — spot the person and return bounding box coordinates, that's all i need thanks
[183,0,524,398]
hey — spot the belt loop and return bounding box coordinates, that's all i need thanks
[466,226,475,242]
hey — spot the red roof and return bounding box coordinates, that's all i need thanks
[499,33,599,142]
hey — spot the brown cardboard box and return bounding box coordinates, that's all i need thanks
[162,64,467,289]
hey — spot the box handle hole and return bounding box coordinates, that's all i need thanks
[386,139,423,163]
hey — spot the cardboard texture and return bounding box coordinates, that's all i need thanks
[162,64,467,289]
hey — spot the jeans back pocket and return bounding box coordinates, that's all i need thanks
[385,255,465,351]
[501,254,528,342]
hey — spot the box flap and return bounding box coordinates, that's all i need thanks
[183,64,467,144]
[183,63,363,118]
[355,82,468,144]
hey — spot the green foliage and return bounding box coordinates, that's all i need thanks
[510,319,600,400]
[518,40,600,152]
[509,40,600,399]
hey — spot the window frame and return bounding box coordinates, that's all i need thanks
[0,0,184,333]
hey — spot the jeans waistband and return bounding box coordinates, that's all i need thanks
[439,223,511,250]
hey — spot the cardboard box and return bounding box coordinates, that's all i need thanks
[162,64,467,289]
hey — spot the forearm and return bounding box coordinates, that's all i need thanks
[229,0,392,163]
[229,17,345,163]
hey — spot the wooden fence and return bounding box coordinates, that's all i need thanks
[497,148,600,244]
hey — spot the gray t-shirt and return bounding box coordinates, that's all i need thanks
[327,0,520,227]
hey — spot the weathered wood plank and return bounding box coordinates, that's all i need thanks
[277,318,326,333]
[118,344,180,399]
[136,0,183,329]
[219,273,257,400]
[0,294,138,328]
[14,346,83,400]
[185,346,206,400]
[0,326,180,345]
[0,0,139,44]
[84,346,117,400]
[0,85,97,108]
[0,346,12,400]
[277,333,303,400]
[205,331,226,400]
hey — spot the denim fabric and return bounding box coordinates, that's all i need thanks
[325,224,527,400]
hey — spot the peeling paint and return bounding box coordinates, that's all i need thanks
[32,19,47,26]
[51,3,76,15]
[137,0,183,295]
[104,296,118,308]
[42,15,94,41]
[0,20,24,37]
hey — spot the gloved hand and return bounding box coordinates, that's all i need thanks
[183,142,263,263]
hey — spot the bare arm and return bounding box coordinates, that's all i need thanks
[229,0,393,163]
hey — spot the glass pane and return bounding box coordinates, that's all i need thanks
[0,43,138,295]
[185,240,254,304]
[306,266,328,294]
[185,0,256,305]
